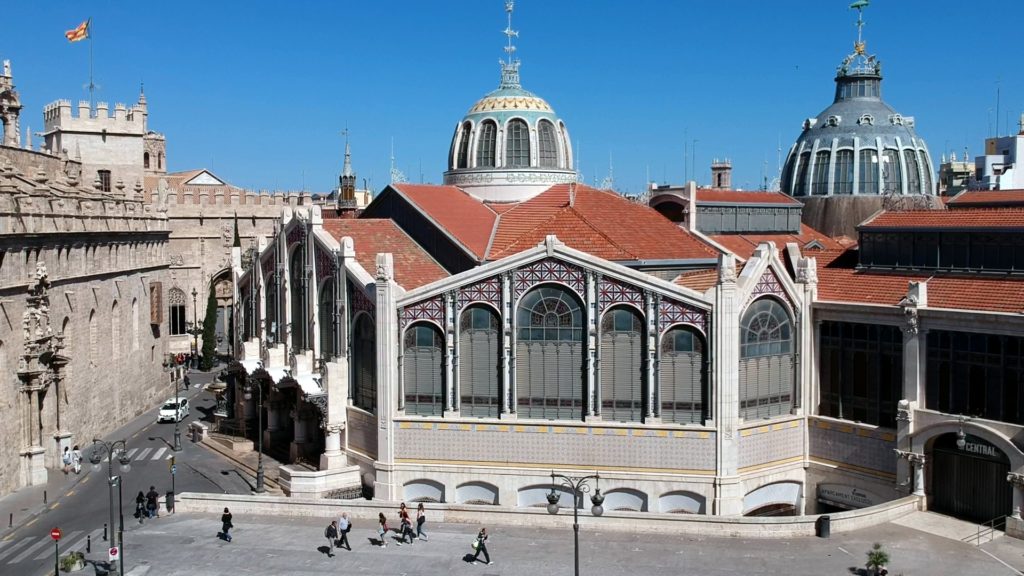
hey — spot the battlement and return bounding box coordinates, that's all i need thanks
[151,183,335,211]
[43,98,147,133]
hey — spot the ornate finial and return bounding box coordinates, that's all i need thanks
[499,1,521,88]
[341,128,353,178]
[851,0,869,50]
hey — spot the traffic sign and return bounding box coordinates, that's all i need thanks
[50,527,62,541]
[109,546,120,561]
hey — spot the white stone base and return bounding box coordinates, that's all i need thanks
[278,464,361,498]
[21,446,47,486]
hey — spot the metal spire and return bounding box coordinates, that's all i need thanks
[499,1,521,88]
[850,0,869,55]
[341,128,353,177]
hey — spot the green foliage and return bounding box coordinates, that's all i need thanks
[59,551,84,571]
[200,284,218,371]
[865,542,890,573]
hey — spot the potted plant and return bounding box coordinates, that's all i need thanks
[865,542,890,576]
[59,550,85,572]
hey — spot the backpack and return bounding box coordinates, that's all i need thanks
[324,525,332,538]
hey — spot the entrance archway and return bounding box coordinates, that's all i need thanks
[211,270,234,357]
[930,432,1012,523]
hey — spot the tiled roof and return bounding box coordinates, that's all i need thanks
[673,268,721,292]
[947,189,1024,207]
[860,209,1024,229]
[392,184,497,258]
[709,224,846,260]
[695,189,800,205]
[321,218,448,290]
[816,248,1024,314]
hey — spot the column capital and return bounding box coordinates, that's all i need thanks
[894,449,925,465]
[1007,472,1024,489]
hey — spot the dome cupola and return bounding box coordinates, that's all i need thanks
[443,1,576,202]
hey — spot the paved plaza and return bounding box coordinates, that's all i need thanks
[33,511,1021,576]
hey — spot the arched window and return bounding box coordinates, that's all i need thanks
[144,152,150,169]
[89,309,97,364]
[881,149,902,195]
[811,150,831,195]
[505,119,530,168]
[476,120,497,167]
[319,279,335,359]
[157,152,163,170]
[516,286,584,420]
[904,149,921,195]
[600,307,644,423]
[661,326,706,424]
[241,295,252,342]
[739,298,795,419]
[537,120,558,168]
[859,149,879,194]
[456,122,472,169]
[793,152,811,196]
[131,298,139,351]
[111,301,120,360]
[404,323,445,416]
[833,150,854,195]
[289,247,306,351]
[918,150,933,194]
[460,306,501,418]
[353,313,376,412]
[265,273,278,343]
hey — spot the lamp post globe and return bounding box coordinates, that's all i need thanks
[547,471,602,576]
[90,439,131,576]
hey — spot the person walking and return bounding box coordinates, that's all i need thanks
[145,485,160,518]
[220,507,233,542]
[324,521,338,558]
[377,512,389,548]
[398,503,414,545]
[61,447,71,475]
[416,503,428,541]
[472,527,492,565]
[134,491,146,524]
[70,445,82,474]
[337,512,351,551]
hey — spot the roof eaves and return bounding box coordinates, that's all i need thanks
[387,184,484,262]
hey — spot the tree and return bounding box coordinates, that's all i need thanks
[865,542,890,575]
[200,284,218,371]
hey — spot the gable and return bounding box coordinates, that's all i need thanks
[184,170,225,186]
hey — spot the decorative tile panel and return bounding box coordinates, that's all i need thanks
[737,419,804,471]
[315,244,336,284]
[597,276,644,314]
[659,297,708,335]
[458,276,501,311]
[400,295,445,331]
[808,418,897,478]
[351,284,375,318]
[513,259,585,301]
[746,267,794,310]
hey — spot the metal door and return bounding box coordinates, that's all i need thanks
[931,433,1011,524]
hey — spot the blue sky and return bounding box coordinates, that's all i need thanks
[3,1,1022,195]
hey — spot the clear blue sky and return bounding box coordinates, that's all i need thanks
[3,1,1022,195]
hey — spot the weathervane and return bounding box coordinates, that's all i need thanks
[499,1,521,88]
[837,0,879,77]
[851,0,869,55]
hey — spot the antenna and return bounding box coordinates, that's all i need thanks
[504,1,518,66]
[390,138,407,184]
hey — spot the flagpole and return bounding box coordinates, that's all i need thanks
[88,19,95,109]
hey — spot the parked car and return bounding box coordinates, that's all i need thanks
[158,398,189,423]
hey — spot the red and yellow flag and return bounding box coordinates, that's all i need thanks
[65,19,90,43]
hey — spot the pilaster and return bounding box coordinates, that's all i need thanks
[713,253,742,515]
[373,253,398,500]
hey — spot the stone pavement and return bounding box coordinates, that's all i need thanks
[85,511,1024,576]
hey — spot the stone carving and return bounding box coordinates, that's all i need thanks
[718,254,736,283]
[306,394,328,427]
[169,254,185,267]
[902,307,919,335]
[1007,472,1024,489]
[796,256,818,285]
[221,222,233,246]
[895,399,912,423]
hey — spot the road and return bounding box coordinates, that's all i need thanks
[0,369,252,576]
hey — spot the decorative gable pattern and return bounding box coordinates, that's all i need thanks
[400,295,446,332]
[659,297,707,335]
[597,276,644,314]
[745,266,794,311]
[513,258,585,302]
[458,276,501,311]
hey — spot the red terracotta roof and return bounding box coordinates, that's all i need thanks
[695,189,800,205]
[321,218,448,290]
[947,189,1024,207]
[860,209,1024,229]
[816,248,1024,314]
[673,268,721,292]
[391,184,497,258]
[709,224,846,260]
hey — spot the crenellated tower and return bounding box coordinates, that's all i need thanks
[0,59,22,147]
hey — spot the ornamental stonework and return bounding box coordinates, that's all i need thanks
[469,96,552,113]
[745,267,794,310]
[458,276,501,311]
[513,258,585,302]
[597,276,643,314]
[659,297,707,335]
[400,295,445,331]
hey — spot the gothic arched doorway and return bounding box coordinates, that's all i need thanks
[211,270,234,357]
[930,432,1012,523]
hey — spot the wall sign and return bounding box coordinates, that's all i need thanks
[817,483,881,510]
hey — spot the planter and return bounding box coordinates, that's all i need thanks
[60,551,86,572]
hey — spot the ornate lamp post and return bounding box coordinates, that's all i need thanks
[186,287,204,369]
[89,439,131,576]
[162,358,185,452]
[244,380,266,493]
[546,471,604,576]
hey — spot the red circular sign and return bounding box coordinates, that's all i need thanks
[50,527,62,541]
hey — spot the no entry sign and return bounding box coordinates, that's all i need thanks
[109,546,120,561]
[50,527,62,541]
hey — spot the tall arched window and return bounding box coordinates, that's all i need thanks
[859,149,879,194]
[904,149,921,195]
[290,247,306,351]
[661,327,706,424]
[144,152,150,169]
[881,149,902,195]
[111,301,120,360]
[131,298,139,351]
[793,152,811,196]
[505,119,530,168]
[157,152,163,170]
[404,323,445,416]
[264,273,278,343]
[739,298,795,419]
[319,279,335,360]
[833,150,854,195]
[456,122,472,169]
[811,150,831,195]
[353,313,376,412]
[460,306,501,418]
[538,120,558,168]
[89,309,97,364]
[918,150,933,194]
[241,295,252,342]
[600,307,644,423]
[476,121,497,167]
[516,286,584,420]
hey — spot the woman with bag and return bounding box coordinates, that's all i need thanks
[472,527,492,565]
[416,503,428,541]
[220,507,233,542]
[398,503,414,545]
[61,447,71,475]
[71,445,82,474]
[376,512,389,548]
[134,491,146,524]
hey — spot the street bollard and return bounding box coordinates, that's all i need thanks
[43,490,47,504]
[8,513,11,527]
[103,523,107,541]
[87,534,91,553]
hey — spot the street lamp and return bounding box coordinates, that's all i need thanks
[89,439,131,576]
[243,380,266,493]
[187,287,203,369]
[162,358,185,452]
[546,471,604,576]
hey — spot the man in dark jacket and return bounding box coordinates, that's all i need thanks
[221,508,233,542]
[145,486,160,518]
[324,521,339,557]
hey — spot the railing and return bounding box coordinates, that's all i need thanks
[968,515,1006,546]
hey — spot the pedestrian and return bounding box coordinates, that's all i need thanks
[134,491,146,524]
[145,485,160,519]
[61,447,71,474]
[337,512,351,551]
[416,503,428,541]
[220,507,233,542]
[183,374,191,390]
[377,512,389,548]
[399,502,414,545]
[324,521,338,558]
[71,445,82,474]
[472,527,492,565]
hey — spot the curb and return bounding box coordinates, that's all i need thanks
[0,467,91,541]
[194,435,284,494]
